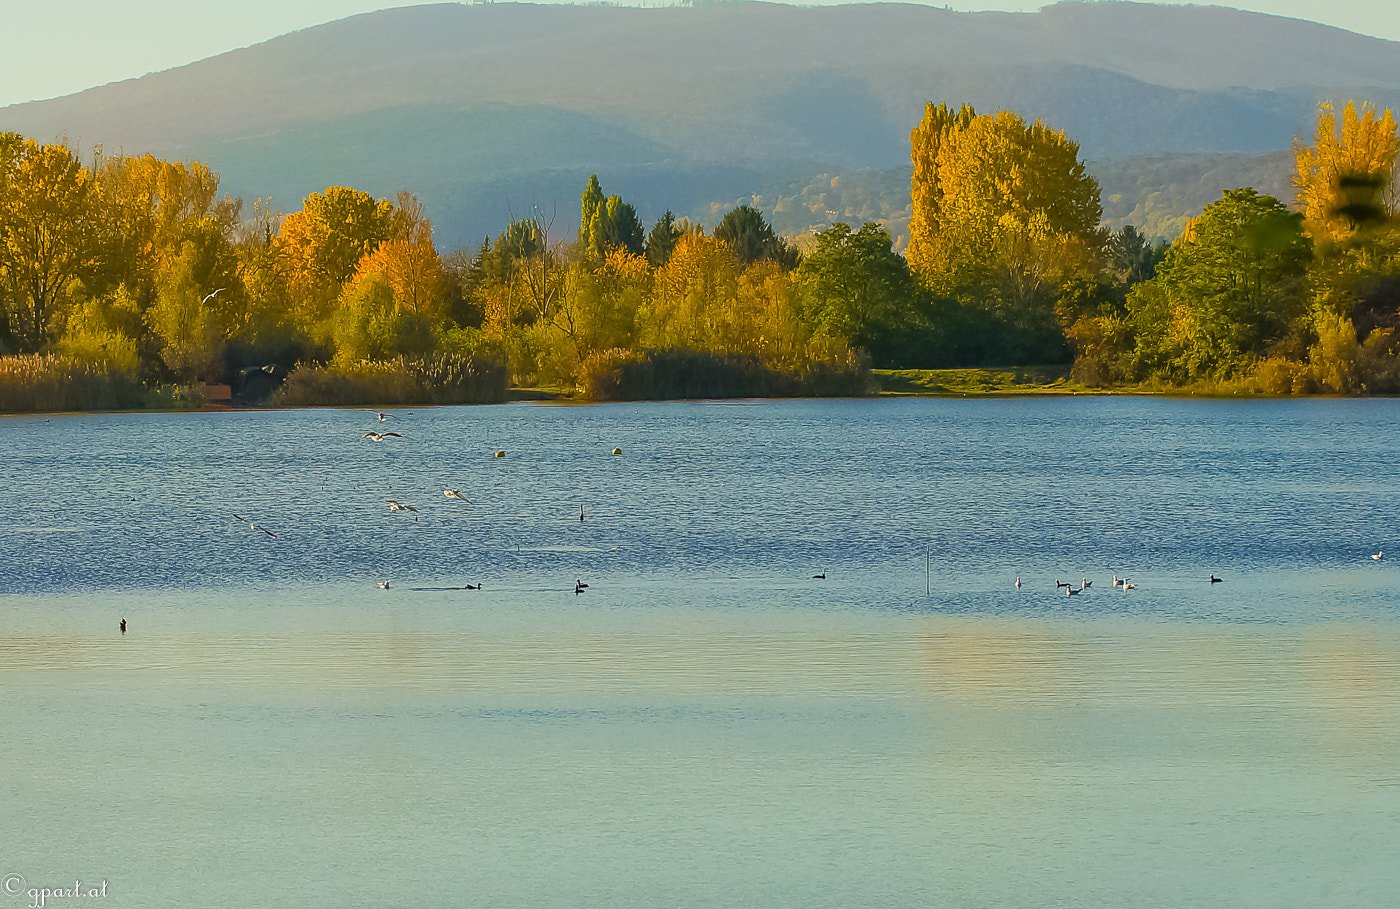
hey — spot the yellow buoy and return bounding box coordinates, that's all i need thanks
[611,448,622,455]
[494,451,505,458]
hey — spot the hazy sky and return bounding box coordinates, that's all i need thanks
[2,0,1397,109]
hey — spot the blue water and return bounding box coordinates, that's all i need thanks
[2,397,1398,907]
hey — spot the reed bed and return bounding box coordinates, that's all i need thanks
[579,348,873,401]
[273,353,509,407]
[0,355,146,413]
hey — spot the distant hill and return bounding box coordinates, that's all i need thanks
[3,1,1397,248]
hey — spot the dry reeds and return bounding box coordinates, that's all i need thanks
[579,348,872,401]
[0,355,145,413]
[273,354,509,407]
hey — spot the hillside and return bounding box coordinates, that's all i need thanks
[3,1,1397,248]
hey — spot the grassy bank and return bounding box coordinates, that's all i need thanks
[873,366,1101,396]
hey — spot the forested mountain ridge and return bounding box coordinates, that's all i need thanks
[3,1,1399,247]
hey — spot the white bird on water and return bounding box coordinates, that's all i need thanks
[362,431,403,442]
[377,581,391,589]
[1373,551,1384,561]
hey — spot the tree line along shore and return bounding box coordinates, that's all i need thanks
[2,99,1399,414]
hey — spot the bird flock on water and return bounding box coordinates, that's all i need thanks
[213,408,837,608]
[114,404,1389,634]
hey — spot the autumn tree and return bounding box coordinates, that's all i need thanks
[1294,100,1399,242]
[352,192,447,321]
[549,248,651,371]
[642,233,740,352]
[0,139,106,351]
[1293,100,1400,357]
[97,153,240,302]
[145,239,233,382]
[1127,188,1311,382]
[907,102,976,277]
[906,104,1103,364]
[275,186,396,325]
[909,106,1101,291]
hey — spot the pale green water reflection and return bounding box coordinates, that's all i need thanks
[3,602,1398,908]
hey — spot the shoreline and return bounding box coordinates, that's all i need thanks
[5,368,1392,418]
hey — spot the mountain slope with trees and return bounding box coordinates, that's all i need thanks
[3,1,1399,247]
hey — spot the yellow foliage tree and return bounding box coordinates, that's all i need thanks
[352,234,446,321]
[1293,100,1399,242]
[0,139,104,351]
[907,105,1102,305]
[643,234,740,352]
[275,186,396,326]
[98,153,239,298]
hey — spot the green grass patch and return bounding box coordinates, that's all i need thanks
[874,366,1094,396]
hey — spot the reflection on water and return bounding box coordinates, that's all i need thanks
[3,398,1400,907]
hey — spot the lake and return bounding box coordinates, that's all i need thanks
[2,396,1398,907]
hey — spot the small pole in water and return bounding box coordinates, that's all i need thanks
[926,545,930,596]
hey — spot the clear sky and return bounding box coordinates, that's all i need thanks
[2,0,1397,110]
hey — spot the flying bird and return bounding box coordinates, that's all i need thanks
[362,431,404,441]
[233,513,276,538]
[387,500,418,513]
[362,410,397,421]
[444,489,470,502]
[201,288,226,305]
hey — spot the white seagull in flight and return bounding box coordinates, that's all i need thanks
[362,431,403,442]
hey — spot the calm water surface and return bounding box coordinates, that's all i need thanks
[2,397,1398,907]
